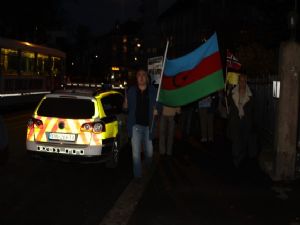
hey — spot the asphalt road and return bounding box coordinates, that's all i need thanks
[0,108,133,225]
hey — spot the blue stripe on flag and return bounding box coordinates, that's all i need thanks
[164,32,219,77]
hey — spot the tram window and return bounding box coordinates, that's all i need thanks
[37,54,49,76]
[0,48,19,75]
[50,57,62,77]
[20,51,35,75]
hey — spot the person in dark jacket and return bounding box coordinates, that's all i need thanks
[123,69,158,178]
[226,73,256,167]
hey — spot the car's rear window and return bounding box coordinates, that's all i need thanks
[37,97,95,119]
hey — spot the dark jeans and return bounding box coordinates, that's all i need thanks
[159,115,175,155]
[180,109,193,139]
[232,118,257,167]
[199,108,214,141]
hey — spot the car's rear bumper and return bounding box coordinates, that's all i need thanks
[26,140,113,163]
[27,150,112,163]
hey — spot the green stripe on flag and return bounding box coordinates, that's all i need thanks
[158,70,224,106]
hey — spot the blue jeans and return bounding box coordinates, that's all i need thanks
[131,124,153,178]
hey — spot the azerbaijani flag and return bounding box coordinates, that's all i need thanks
[157,33,224,106]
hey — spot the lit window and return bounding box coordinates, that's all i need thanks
[0,48,18,75]
[20,51,35,76]
[37,54,49,76]
[50,57,62,77]
[112,67,120,71]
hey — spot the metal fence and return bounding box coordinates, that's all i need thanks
[248,74,279,149]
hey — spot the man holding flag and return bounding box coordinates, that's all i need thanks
[123,68,158,179]
[125,33,225,178]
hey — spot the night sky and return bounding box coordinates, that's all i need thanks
[63,0,176,34]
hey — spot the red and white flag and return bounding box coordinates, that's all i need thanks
[226,50,241,70]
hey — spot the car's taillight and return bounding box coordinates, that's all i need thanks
[27,118,34,128]
[27,118,43,129]
[81,122,105,133]
[82,123,93,131]
[93,123,104,133]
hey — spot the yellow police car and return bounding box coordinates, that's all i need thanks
[26,87,127,167]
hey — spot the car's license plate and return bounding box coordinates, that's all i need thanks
[48,133,76,142]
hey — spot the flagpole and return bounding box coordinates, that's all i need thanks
[224,49,230,115]
[224,50,242,115]
[156,40,169,101]
[150,40,169,134]
[224,65,229,114]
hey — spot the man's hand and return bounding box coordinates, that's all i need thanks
[123,97,128,109]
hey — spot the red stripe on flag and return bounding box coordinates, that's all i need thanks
[162,52,222,90]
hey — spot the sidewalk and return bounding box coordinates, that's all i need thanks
[127,136,300,225]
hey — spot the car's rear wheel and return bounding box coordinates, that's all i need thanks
[105,138,119,168]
